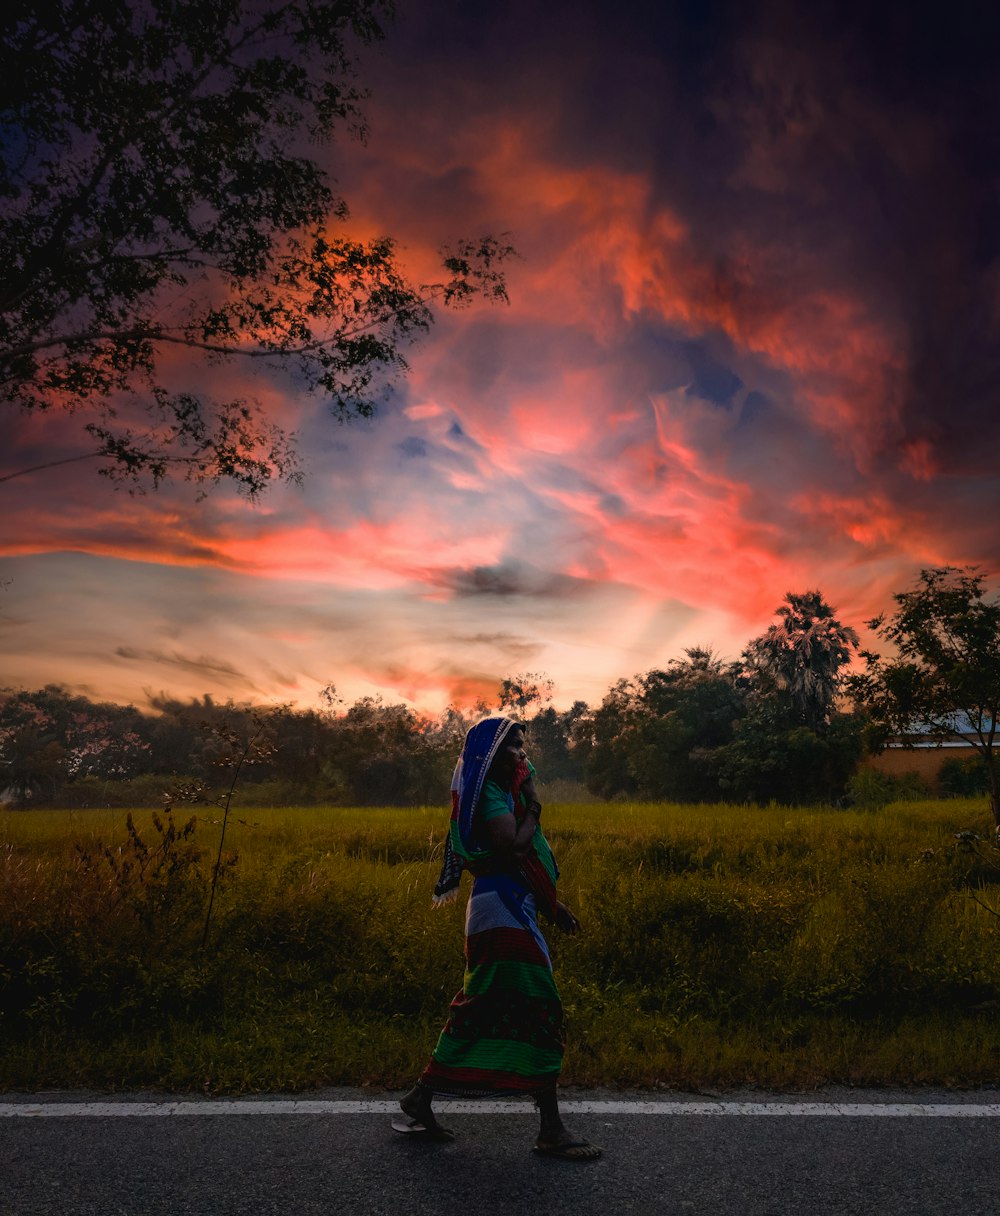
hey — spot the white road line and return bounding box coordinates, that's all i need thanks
[2,1100,1000,1119]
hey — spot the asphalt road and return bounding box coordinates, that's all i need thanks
[2,1089,999,1216]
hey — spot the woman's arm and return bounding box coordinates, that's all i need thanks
[519,773,542,819]
[553,902,581,933]
[483,805,540,861]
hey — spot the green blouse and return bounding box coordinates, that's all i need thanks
[476,776,558,884]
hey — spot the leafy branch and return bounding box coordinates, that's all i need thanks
[1,2,515,497]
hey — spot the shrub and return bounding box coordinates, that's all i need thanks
[939,756,990,798]
[846,767,928,809]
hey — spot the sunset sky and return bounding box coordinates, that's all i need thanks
[3,0,1000,716]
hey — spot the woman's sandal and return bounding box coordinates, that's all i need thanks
[391,1115,456,1141]
[533,1139,602,1161]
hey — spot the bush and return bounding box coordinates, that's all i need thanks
[939,756,990,798]
[846,767,928,809]
[45,774,174,809]
[0,811,232,1034]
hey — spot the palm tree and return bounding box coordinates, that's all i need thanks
[745,592,859,732]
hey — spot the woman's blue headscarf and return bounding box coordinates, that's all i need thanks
[432,716,516,905]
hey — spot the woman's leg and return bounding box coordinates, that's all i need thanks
[534,1083,602,1160]
[399,1080,436,1124]
[535,1082,567,1142]
[397,1080,455,1138]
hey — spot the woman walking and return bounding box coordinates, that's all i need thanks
[394,716,601,1161]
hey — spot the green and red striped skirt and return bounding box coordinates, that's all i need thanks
[420,872,564,1095]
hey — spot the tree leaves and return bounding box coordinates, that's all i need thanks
[848,566,1000,826]
[744,591,859,733]
[1,1,514,495]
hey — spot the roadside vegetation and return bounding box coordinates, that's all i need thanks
[1,797,998,1093]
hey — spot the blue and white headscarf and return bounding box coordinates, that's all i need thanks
[432,716,516,906]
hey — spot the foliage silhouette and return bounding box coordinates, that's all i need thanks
[743,591,859,733]
[849,566,1000,830]
[0,0,514,495]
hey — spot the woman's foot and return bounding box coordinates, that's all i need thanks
[534,1085,600,1159]
[536,1107,601,1161]
[395,1084,455,1140]
[534,1128,602,1161]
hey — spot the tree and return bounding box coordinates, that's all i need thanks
[709,598,863,805]
[0,684,158,802]
[710,698,865,806]
[0,689,67,803]
[627,650,745,801]
[1,1,513,496]
[321,695,453,805]
[744,591,859,732]
[523,703,587,783]
[497,672,554,716]
[578,677,642,799]
[580,650,745,801]
[848,567,1000,830]
[0,723,65,805]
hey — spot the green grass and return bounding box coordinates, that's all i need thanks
[1,798,998,1092]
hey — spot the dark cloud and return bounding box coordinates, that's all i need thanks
[737,391,771,428]
[684,342,744,408]
[382,0,1000,482]
[703,1,1000,472]
[371,2,985,425]
[396,436,428,458]
[433,560,597,600]
[452,632,543,662]
[115,646,247,682]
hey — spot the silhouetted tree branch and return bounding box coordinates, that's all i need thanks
[1,1,515,497]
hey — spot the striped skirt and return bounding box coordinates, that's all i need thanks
[420,872,564,1096]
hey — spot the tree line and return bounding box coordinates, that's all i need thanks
[2,568,998,818]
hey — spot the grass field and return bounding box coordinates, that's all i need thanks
[1,798,999,1093]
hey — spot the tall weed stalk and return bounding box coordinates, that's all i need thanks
[198,711,274,948]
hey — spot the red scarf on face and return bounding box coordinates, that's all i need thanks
[511,759,558,921]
